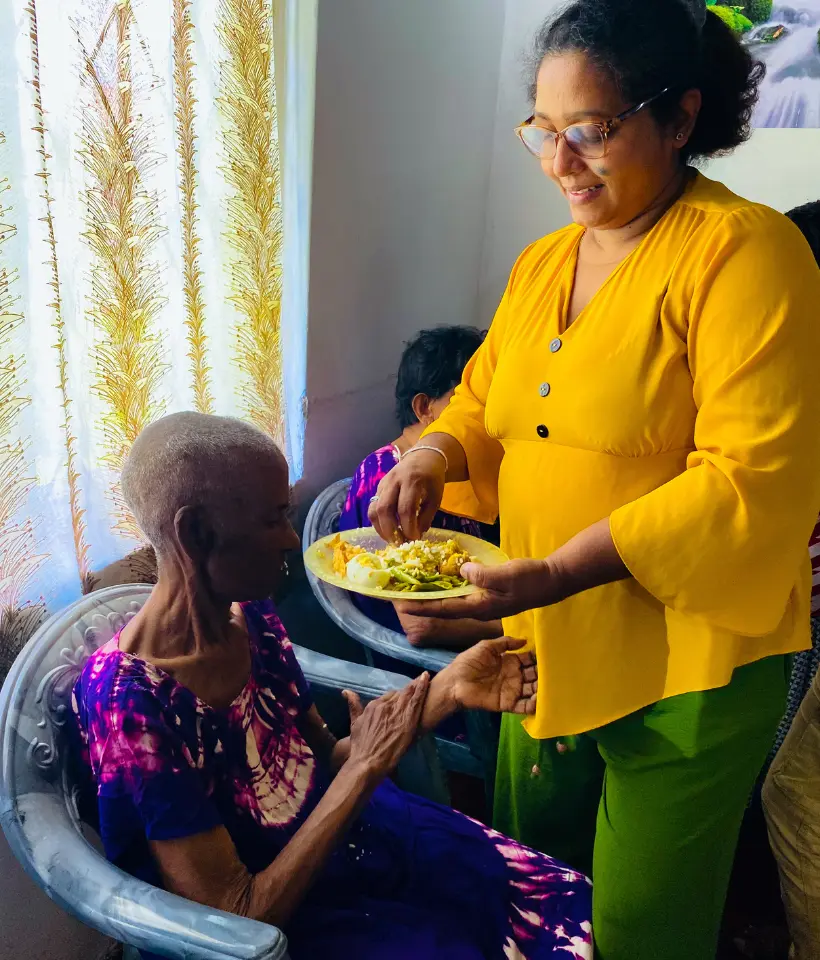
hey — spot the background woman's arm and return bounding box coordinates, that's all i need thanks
[299,705,339,768]
[395,604,504,649]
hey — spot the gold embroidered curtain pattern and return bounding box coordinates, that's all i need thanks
[0,0,287,653]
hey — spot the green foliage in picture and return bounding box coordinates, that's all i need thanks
[745,0,773,23]
[709,5,754,34]
[713,0,772,24]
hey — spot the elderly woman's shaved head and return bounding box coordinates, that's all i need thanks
[122,412,288,562]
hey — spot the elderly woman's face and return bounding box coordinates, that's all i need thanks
[533,52,682,230]
[203,450,299,602]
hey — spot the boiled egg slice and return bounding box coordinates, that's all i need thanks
[346,553,391,590]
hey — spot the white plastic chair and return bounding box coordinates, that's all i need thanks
[0,585,447,959]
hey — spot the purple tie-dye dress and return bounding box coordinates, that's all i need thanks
[72,600,592,960]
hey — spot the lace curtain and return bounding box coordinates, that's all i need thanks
[0,0,293,654]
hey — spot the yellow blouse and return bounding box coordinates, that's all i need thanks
[430,174,820,738]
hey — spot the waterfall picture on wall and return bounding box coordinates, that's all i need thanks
[707,1,820,127]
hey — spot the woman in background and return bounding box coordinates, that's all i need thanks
[340,326,502,649]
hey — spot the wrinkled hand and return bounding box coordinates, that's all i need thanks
[394,606,444,648]
[342,673,430,781]
[449,637,538,715]
[395,602,504,650]
[368,449,446,543]
[410,558,565,622]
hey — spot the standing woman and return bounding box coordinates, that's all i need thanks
[369,0,820,957]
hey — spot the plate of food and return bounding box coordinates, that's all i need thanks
[304,528,509,601]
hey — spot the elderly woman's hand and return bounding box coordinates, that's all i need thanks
[448,636,538,715]
[342,673,430,780]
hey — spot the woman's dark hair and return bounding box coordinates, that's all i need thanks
[528,0,765,164]
[786,201,820,267]
[395,326,484,430]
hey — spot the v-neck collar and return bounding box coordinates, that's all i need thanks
[558,170,699,336]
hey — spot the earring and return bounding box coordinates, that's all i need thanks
[676,133,685,141]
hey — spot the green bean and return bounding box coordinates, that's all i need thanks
[392,569,421,585]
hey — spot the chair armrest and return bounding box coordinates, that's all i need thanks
[304,575,456,673]
[0,793,289,960]
[292,644,413,699]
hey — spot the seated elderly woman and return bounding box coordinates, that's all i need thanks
[71,413,592,960]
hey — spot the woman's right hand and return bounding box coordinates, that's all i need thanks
[342,673,431,782]
[368,449,447,542]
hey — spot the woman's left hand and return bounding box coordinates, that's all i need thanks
[411,558,565,623]
[449,636,538,715]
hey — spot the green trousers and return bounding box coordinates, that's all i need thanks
[494,655,789,960]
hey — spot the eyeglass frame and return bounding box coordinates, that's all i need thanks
[514,87,672,160]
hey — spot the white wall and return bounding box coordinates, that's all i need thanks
[477,0,820,326]
[707,128,820,211]
[478,0,566,325]
[300,0,506,500]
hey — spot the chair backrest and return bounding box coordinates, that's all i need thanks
[0,587,151,921]
[0,584,288,960]
[302,478,350,543]
[1,585,152,830]
[302,481,454,673]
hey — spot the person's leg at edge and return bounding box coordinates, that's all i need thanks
[763,658,820,960]
[493,712,604,876]
[589,655,789,960]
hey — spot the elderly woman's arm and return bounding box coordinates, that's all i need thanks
[308,637,537,774]
[150,764,375,926]
[147,675,429,928]
[148,643,535,925]
[298,706,343,770]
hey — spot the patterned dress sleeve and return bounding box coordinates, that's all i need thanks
[85,671,222,848]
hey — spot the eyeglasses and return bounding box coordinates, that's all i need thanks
[514,88,670,161]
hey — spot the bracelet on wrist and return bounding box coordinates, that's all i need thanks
[401,444,448,473]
